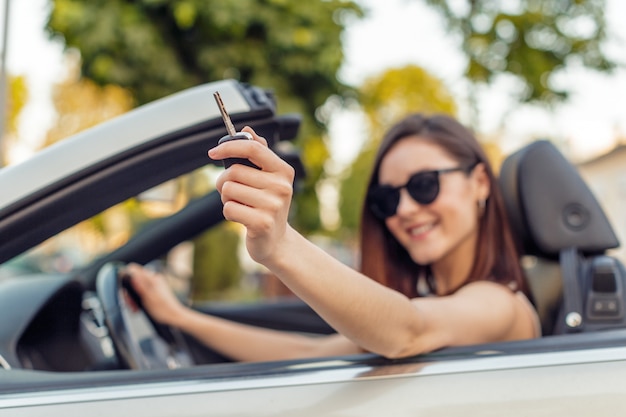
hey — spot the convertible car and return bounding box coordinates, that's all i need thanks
[1,79,626,416]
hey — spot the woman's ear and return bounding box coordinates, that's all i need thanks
[472,163,491,201]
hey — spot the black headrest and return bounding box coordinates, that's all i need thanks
[499,140,619,258]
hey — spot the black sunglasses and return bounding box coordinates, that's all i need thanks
[367,165,475,220]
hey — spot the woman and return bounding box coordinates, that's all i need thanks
[128,113,540,362]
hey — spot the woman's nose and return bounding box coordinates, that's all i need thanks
[395,188,421,216]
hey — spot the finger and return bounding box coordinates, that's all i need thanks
[216,165,294,208]
[125,264,157,292]
[221,178,291,212]
[209,138,286,174]
[125,263,144,282]
[241,126,268,147]
[127,269,148,295]
[207,126,268,163]
[222,199,274,237]
[216,159,283,190]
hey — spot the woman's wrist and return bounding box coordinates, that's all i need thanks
[160,303,193,329]
[261,225,303,274]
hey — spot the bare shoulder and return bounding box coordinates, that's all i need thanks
[451,281,519,322]
[454,280,518,301]
[455,281,532,314]
[455,281,541,339]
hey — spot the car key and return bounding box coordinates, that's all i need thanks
[213,91,260,169]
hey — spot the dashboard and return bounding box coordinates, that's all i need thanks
[0,275,119,372]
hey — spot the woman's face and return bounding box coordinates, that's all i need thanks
[378,136,489,272]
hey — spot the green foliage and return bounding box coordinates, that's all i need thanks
[423,0,615,103]
[338,65,457,236]
[48,0,361,108]
[190,222,242,301]
[338,144,376,234]
[360,65,458,141]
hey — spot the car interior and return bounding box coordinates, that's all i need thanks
[499,139,626,336]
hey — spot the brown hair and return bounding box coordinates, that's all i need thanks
[359,113,528,298]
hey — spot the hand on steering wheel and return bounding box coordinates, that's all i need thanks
[124,263,187,327]
[96,262,194,370]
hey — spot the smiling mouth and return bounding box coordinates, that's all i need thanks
[409,222,435,237]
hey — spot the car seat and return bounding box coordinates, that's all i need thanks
[499,140,626,335]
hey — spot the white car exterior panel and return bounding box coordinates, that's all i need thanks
[2,346,626,416]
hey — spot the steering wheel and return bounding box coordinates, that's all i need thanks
[96,262,195,370]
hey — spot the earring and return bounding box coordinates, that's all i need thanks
[478,198,487,217]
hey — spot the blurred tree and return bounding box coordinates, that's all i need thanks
[481,140,506,172]
[359,65,458,144]
[423,0,615,105]
[337,65,457,236]
[191,222,243,301]
[46,0,363,234]
[6,75,28,135]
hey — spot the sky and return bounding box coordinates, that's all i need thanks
[4,0,626,165]
[3,0,65,162]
